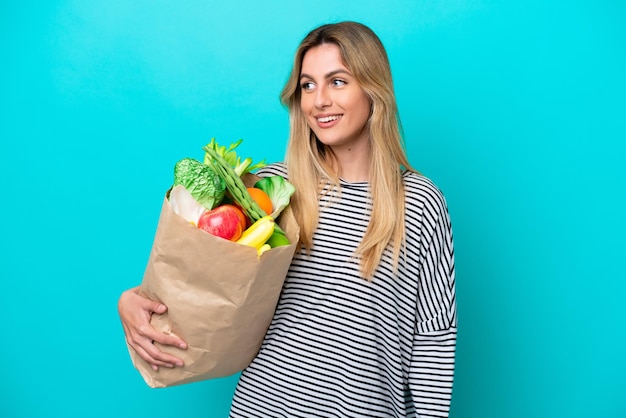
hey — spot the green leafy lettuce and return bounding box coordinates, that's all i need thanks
[254,175,296,218]
[173,158,225,210]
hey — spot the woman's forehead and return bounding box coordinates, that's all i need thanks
[300,44,349,77]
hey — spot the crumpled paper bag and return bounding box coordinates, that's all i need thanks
[127,176,299,388]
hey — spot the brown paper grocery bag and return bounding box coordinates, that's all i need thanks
[127,188,299,388]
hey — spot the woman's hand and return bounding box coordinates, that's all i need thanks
[118,286,187,370]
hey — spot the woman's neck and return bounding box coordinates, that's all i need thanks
[330,143,371,183]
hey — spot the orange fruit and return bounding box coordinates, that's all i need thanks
[247,187,272,215]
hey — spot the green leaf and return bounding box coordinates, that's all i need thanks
[173,158,225,210]
[254,176,296,219]
[203,137,265,176]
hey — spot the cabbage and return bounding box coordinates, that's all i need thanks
[169,185,206,224]
[173,158,225,210]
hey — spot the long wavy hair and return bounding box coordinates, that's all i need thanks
[280,21,415,279]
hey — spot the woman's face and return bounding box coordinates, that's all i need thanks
[299,43,371,152]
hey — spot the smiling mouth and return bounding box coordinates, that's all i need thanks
[318,114,341,122]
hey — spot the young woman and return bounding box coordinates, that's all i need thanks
[119,21,456,418]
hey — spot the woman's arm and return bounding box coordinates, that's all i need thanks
[409,329,457,417]
[118,286,187,370]
[409,192,457,417]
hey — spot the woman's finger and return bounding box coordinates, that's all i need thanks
[124,325,183,368]
[134,319,188,351]
[127,337,173,370]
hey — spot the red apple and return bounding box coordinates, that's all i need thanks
[197,204,246,241]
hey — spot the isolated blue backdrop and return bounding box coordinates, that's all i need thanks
[1,1,624,417]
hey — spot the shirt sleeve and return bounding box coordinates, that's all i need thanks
[255,162,288,179]
[409,194,457,417]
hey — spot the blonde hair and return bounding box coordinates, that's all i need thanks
[280,21,415,279]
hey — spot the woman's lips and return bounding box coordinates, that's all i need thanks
[315,114,342,127]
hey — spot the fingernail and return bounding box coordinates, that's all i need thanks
[179,343,187,349]
[176,361,184,367]
[152,365,159,371]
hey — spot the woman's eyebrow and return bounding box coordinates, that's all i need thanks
[299,69,351,81]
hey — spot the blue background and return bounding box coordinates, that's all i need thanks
[2,1,624,417]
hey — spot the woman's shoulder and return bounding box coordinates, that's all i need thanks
[255,162,288,179]
[402,170,449,215]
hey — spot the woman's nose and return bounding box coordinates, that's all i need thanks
[314,86,331,108]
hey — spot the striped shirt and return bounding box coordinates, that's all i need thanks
[230,163,456,418]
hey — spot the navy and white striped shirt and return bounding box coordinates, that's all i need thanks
[230,163,456,418]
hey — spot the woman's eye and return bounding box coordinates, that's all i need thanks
[331,79,346,87]
[300,81,315,91]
